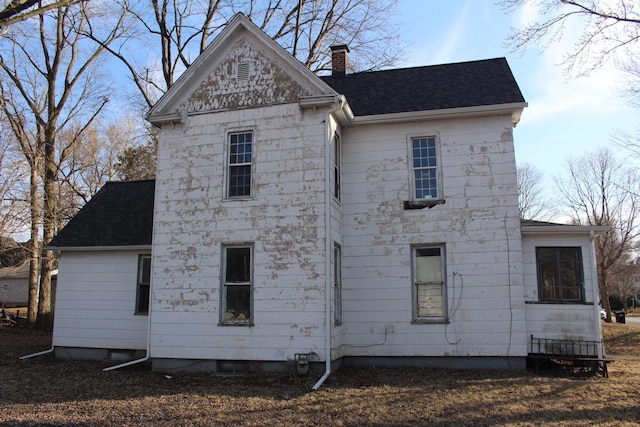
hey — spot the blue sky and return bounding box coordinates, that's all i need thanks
[395,1,637,203]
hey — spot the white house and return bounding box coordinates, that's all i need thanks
[46,14,607,381]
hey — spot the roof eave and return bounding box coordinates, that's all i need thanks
[351,102,528,126]
[521,225,610,235]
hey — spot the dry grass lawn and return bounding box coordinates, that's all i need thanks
[1,323,639,426]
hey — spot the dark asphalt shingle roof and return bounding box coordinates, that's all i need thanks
[321,58,525,116]
[48,180,155,248]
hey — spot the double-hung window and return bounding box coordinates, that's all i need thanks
[411,136,439,200]
[136,254,151,314]
[413,245,446,322]
[222,245,252,324]
[228,132,252,198]
[536,247,583,303]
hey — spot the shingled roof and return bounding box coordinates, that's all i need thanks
[48,180,155,248]
[320,58,525,117]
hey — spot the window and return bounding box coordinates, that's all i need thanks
[222,245,252,324]
[334,243,342,324]
[411,137,439,200]
[413,245,446,321]
[227,132,252,198]
[136,254,151,314]
[536,247,583,302]
[333,133,341,201]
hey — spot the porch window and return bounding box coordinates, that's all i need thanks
[135,254,151,314]
[227,132,252,198]
[222,245,252,325]
[536,247,584,302]
[413,245,446,322]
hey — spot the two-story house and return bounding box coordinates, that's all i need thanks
[47,14,606,384]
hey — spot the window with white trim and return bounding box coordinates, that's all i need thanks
[411,136,440,200]
[222,245,252,325]
[135,254,151,315]
[536,247,584,303]
[413,245,446,322]
[227,132,252,198]
[334,243,342,324]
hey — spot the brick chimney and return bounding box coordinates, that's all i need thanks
[330,45,349,76]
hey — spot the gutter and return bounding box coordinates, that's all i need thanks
[312,95,346,391]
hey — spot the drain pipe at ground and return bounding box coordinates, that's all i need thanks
[19,346,55,360]
[104,258,155,371]
[312,95,345,391]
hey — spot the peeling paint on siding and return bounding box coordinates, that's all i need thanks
[188,38,311,113]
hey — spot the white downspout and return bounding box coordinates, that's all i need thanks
[103,302,152,371]
[19,346,54,359]
[104,253,155,371]
[312,95,345,391]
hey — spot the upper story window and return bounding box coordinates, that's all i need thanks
[135,254,151,315]
[333,133,341,201]
[404,136,444,210]
[227,132,252,198]
[536,247,584,303]
[412,137,439,199]
[413,245,446,322]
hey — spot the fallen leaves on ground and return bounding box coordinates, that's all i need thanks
[1,323,639,426]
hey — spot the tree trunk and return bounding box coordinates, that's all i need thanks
[599,267,613,323]
[37,132,56,330]
[26,160,39,325]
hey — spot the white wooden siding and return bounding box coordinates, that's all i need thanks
[522,233,601,342]
[150,103,329,361]
[340,115,527,358]
[53,251,148,350]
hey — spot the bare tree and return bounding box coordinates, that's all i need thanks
[517,162,554,220]
[555,147,640,321]
[0,124,28,237]
[0,1,127,328]
[90,0,403,110]
[502,0,640,77]
[0,0,85,32]
[608,255,640,310]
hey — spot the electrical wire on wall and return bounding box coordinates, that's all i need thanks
[503,211,514,362]
[445,270,463,345]
[341,328,389,348]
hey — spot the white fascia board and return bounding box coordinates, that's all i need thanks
[521,225,610,235]
[351,102,528,126]
[43,245,152,252]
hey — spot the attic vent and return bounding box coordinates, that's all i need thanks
[237,62,249,81]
